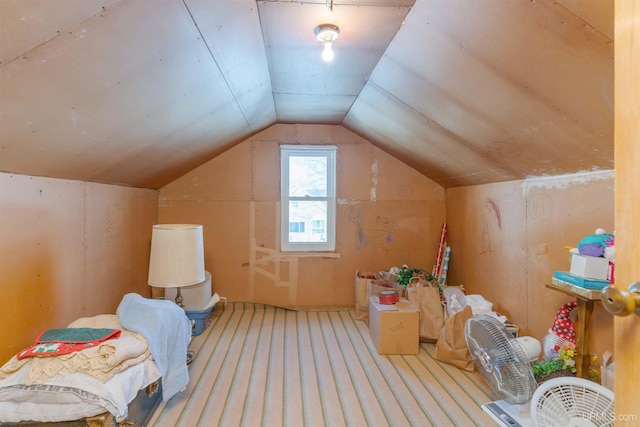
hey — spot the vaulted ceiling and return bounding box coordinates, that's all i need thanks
[0,0,614,189]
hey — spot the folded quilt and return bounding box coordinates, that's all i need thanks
[0,315,150,385]
[17,328,122,360]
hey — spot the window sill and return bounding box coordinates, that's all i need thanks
[279,251,341,259]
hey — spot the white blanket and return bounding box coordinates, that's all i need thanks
[117,293,191,402]
[0,358,160,423]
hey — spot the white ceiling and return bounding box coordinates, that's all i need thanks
[0,0,614,189]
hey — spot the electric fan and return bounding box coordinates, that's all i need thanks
[531,376,615,427]
[465,314,615,427]
[465,314,538,426]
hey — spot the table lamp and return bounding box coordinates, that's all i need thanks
[148,224,205,308]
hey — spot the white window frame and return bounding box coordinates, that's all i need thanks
[280,145,337,252]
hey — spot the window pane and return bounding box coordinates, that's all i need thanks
[311,219,325,234]
[289,221,305,233]
[288,201,327,243]
[288,156,327,197]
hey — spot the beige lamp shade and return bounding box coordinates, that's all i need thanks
[148,224,205,288]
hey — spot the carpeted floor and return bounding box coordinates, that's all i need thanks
[147,302,497,427]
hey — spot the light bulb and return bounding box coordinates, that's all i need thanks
[321,42,334,62]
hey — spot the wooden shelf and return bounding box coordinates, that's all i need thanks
[548,277,603,301]
[546,278,604,378]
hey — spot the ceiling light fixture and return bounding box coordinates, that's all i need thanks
[314,24,340,62]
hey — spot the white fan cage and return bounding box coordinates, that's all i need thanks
[464,314,537,404]
[531,376,615,427]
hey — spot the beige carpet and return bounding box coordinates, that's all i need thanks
[147,303,497,427]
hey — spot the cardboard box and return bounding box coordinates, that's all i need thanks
[570,254,609,280]
[504,321,519,338]
[369,296,419,355]
[601,351,614,391]
[553,271,610,290]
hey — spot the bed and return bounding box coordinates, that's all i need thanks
[0,293,192,425]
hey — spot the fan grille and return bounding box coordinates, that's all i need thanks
[531,377,615,427]
[464,314,536,404]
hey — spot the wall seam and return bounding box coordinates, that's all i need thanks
[82,182,88,313]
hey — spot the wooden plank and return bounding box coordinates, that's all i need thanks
[0,413,114,427]
[86,413,115,427]
[613,0,640,423]
[0,174,84,363]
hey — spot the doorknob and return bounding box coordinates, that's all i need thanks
[602,282,640,317]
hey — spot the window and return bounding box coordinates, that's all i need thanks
[280,145,336,252]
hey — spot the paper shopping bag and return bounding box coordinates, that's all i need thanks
[406,283,444,342]
[355,271,381,322]
[355,270,404,323]
[434,306,475,371]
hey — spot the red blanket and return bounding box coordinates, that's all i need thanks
[17,328,121,359]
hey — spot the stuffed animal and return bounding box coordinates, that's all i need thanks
[569,228,615,262]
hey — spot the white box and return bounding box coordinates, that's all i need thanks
[164,271,212,311]
[570,254,609,280]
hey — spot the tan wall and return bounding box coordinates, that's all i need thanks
[446,171,615,357]
[0,172,158,364]
[158,124,447,308]
[0,129,615,366]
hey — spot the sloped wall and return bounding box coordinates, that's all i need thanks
[446,171,615,357]
[158,124,447,308]
[0,172,158,363]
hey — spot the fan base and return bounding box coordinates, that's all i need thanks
[482,400,534,427]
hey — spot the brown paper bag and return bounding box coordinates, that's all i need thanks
[434,306,475,371]
[406,283,444,342]
[355,271,381,322]
[356,270,405,323]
